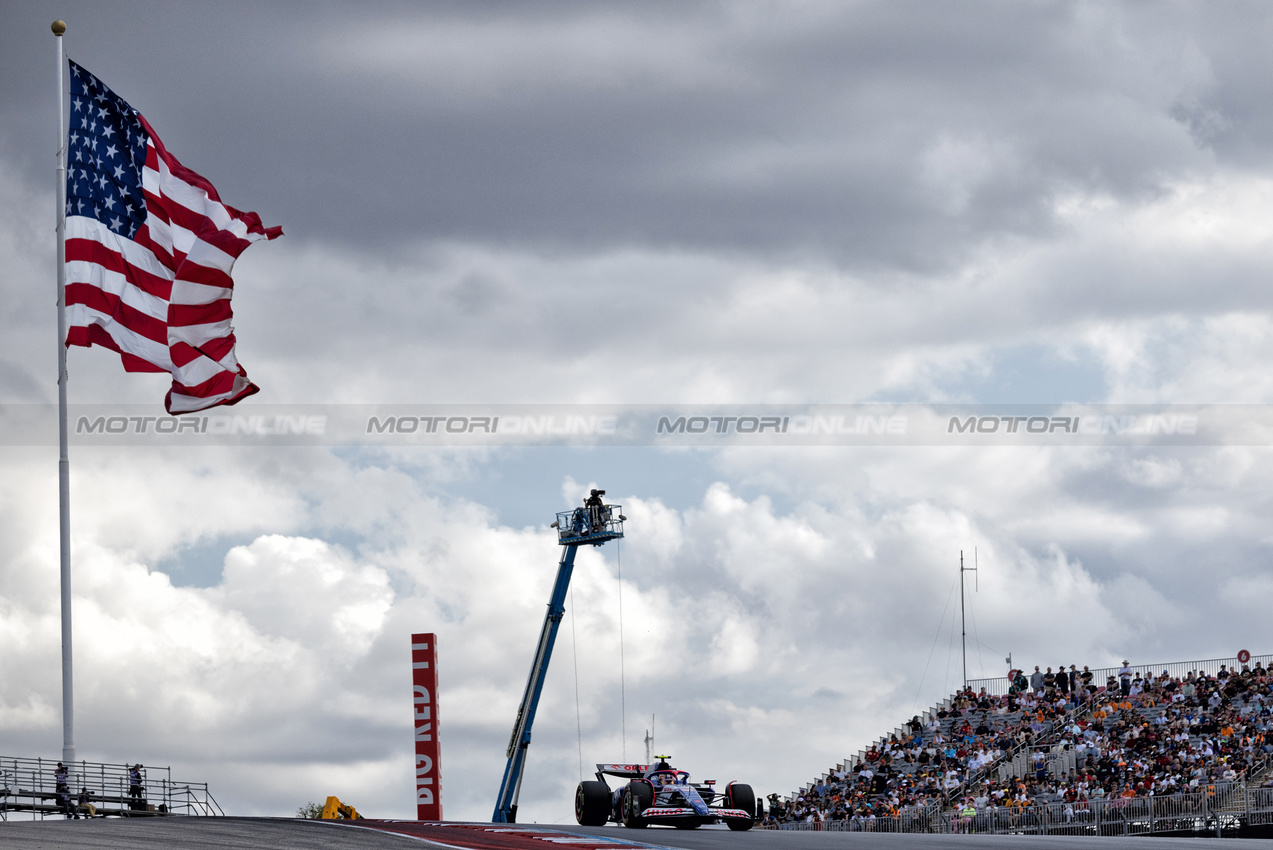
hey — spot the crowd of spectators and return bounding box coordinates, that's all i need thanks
[764,661,1273,828]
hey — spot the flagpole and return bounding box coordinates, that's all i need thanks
[52,18,75,765]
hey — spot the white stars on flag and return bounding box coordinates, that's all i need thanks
[65,61,148,240]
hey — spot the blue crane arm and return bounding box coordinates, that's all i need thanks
[492,544,579,823]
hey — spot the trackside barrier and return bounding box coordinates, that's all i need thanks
[0,755,222,821]
[760,787,1273,836]
[769,811,946,833]
[1250,787,1273,826]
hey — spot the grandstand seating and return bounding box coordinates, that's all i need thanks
[764,656,1273,835]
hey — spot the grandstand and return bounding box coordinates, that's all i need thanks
[766,653,1273,836]
[0,756,221,820]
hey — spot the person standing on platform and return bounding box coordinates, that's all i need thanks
[129,764,145,811]
[54,762,73,817]
[585,489,606,531]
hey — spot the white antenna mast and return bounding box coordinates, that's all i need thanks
[960,549,978,691]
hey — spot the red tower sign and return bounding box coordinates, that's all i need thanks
[412,633,442,821]
[1238,649,1251,665]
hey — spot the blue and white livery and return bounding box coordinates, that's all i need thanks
[574,757,756,831]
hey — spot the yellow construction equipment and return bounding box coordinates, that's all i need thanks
[320,796,362,820]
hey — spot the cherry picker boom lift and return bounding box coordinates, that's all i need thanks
[492,492,625,823]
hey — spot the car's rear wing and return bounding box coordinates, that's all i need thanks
[595,763,650,781]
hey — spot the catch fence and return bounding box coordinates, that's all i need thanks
[967,653,1273,696]
[763,786,1273,837]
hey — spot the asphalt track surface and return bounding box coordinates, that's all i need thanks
[2,818,1272,849]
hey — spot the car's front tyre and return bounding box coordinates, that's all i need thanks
[726,782,755,830]
[621,781,652,828]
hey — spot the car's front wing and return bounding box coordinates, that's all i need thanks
[639,806,752,822]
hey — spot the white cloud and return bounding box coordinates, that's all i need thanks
[4,432,1273,822]
[213,535,393,660]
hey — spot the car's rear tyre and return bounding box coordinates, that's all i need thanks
[726,782,755,829]
[621,781,652,828]
[575,781,610,826]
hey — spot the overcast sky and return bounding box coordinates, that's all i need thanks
[4,0,1273,824]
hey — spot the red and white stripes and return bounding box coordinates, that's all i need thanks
[65,114,280,414]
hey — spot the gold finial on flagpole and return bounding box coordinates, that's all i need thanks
[52,20,67,36]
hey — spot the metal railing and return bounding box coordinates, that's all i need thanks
[554,503,624,545]
[1250,787,1273,827]
[958,693,1102,799]
[968,653,1273,696]
[761,785,1273,836]
[766,804,944,833]
[0,755,222,821]
[799,695,953,794]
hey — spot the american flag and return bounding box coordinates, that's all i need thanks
[64,60,281,414]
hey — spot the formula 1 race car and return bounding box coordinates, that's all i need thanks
[574,756,756,830]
